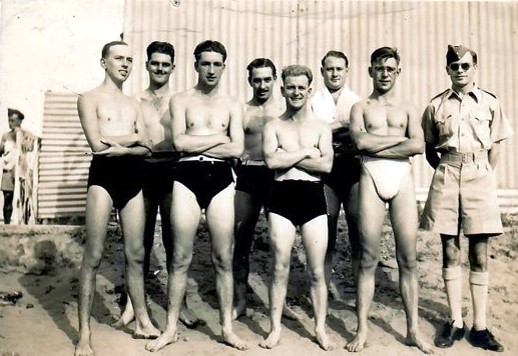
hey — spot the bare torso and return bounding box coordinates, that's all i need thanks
[181,89,234,136]
[361,97,410,140]
[139,89,174,151]
[271,116,326,182]
[243,100,283,161]
[86,88,140,136]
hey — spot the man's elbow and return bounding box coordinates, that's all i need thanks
[322,158,333,173]
[413,140,425,155]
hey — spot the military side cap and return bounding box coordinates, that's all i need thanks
[446,45,471,65]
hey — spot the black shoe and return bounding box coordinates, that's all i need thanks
[468,328,504,352]
[434,321,466,348]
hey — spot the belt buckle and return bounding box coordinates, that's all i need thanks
[461,153,472,164]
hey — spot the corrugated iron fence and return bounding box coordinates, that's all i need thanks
[123,0,518,192]
[32,1,518,221]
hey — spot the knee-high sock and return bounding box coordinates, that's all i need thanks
[470,271,489,331]
[443,266,463,327]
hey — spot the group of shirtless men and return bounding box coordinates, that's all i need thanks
[74,39,511,355]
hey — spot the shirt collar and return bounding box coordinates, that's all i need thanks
[446,85,481,103]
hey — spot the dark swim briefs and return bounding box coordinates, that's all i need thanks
[322,153,361,199]
[235,163,275,201]
[174,160,234,210]
[268,180,327,226]
[142,152,181,200]
[87,155,144,210]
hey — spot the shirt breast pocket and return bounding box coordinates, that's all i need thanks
[470,109,492,148]
[435,114,452,138]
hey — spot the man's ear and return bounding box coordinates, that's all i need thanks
[308,87,313,95]
[100,58,106,70]
[368,66,373,78]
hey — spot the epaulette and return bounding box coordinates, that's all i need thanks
[431,89,449,101]
[480,88,497,99]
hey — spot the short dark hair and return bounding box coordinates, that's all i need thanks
[101,41,128,59]
[321,50,349,68]
[193,40,227,63]
[281,65,313,85]
[246,58,277,78]
[8,108,24,121]
[370,47,400,65]
[146,41,175,62]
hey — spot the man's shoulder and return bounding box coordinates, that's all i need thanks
[429,89,450,103]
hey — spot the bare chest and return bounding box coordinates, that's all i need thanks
[185,98,231,133]
[96,96,137,135]
[363,104,408,134]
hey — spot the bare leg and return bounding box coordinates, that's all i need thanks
[76,187,113,356]
[146,182,199,352]
[323,184,340,292]
[118,192,160,339]
[233,189,263,319]
[160,192,200,328]
[259,213,296,349]
[207,185,249,350]
[344,182,360,284]
[301,215,335,351]
[389,176,433,354]
[346,171,384,352]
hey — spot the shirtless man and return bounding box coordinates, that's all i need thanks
[311,50,361,294]
[232,58,284,319]
[75,41,160,356]
[260,65,334,351]
[346,47,432,353]
[114,41,199,330]
[145,40,248,352]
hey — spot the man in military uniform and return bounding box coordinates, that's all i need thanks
[421,45,513,352]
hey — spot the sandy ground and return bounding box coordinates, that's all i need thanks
[0,213,517,356]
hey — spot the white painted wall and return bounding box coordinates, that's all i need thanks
[0,0,125,136]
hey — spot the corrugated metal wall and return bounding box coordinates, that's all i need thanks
[38,91,90,220]
[123,0,518,191]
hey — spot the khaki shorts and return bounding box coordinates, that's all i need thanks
[420,152,503,236]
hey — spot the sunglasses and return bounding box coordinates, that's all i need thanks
[449,63,472,71]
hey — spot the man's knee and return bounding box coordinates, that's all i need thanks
[82,248,105,270]
[396,251,417,271]
[125,243,145,265]
[469,250,488,272]
[360,247,379,270]
[211,251,232,272]
[442,241,461,267]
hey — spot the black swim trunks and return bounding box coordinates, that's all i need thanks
[174,160,234,210]
[142,152,181,200]
[87,156,144,210]
[268,180,327,226]
[235,163,274,202]
[322,153,361,199]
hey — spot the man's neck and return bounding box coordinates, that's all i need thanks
[194,82,220,98]
[101,76,124,93]
[452,82,475,96]
[147,82,170,97]
[249,95,274,107]
[327,85,344,103]
[285,105,309,121]
[370,88,395,103]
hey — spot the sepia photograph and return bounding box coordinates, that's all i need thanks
[0,1,517,355]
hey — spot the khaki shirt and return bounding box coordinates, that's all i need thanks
[421,87,513,153]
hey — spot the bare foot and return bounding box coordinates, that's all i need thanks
[134,322,161,339]
[405,334,434,354]
[179,304,202,328]
[75,335,94,356]
[282,303,299,320]
[315,328,335,351]
[112,304,134,329]
[345,329,368,352]
[222,329,249,350]
[259,329,281,349]
[145,330,178,352]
